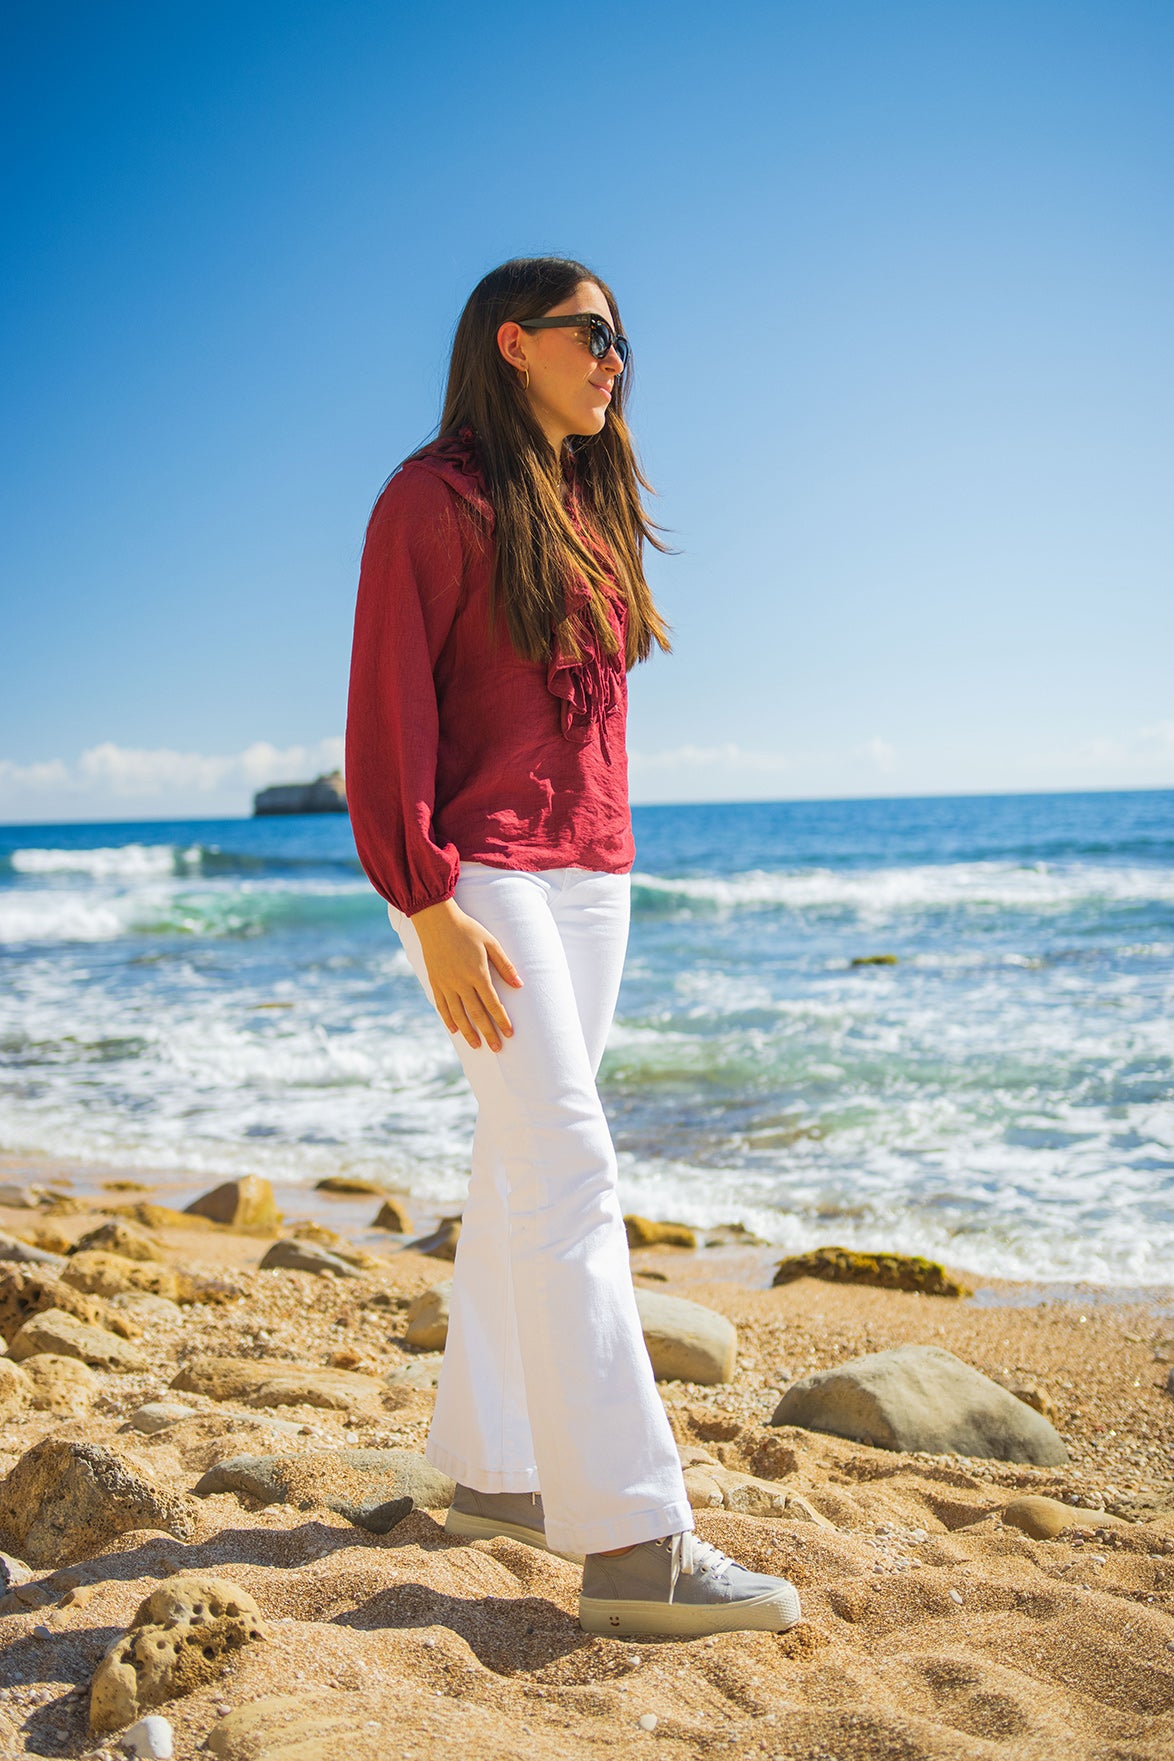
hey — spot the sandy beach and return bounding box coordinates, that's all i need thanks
[0,1151,1171,1760]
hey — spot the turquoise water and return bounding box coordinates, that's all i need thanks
[1,790,1172,1284]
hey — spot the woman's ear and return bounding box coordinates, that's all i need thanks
[496,320,530,373]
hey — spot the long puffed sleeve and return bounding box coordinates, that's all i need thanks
[345,467,466,916]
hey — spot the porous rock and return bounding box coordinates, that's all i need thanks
[634,1287,737,1384]
[372,1196,413,1233]
[408,1216,462,1260]
[184,1176,279,1230]
[258,1238,359,1278]
[0,1356,30,1413]
[0,1264,140,1343]
[194,1447,453,1529]
[20,1351,98,1413]
[9,1306,147,1371]
[61,1250,182,1302]
[0,1437,196,1568]
[70,1219,164,1262]
[90,1574,266,1734]
[772,1245,971,1298]
[771,1344,1069,1465]
[625,1214,697,1249]
[171,1355,385,1414]
[404,1281,451,1350]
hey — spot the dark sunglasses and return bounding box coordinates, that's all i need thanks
[515,312,630,367]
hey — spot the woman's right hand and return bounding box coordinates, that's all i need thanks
[409,897,523,1052]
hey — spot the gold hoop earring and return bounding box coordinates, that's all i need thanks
[521,368,530,391]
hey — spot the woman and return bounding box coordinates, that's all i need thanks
[346,256,800,1638]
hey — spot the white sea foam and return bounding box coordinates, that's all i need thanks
[633,861,1174,916]
[11,843,185,879]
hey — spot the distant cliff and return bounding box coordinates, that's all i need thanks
[253,770,348,816]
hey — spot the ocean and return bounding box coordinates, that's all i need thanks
[1,790,1171,1286]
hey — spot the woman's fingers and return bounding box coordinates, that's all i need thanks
[486,938,524,989]
[447,994,482,1050]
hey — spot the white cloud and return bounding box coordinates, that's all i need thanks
[859,736,897,773]
[0,737,345,822]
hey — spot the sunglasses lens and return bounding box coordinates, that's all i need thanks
[588,317,629,365]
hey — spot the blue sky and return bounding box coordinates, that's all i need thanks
[2,0,1172,821]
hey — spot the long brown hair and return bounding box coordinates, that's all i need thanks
[430,256,672,668]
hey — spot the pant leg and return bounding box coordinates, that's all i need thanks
[388,864,692,1557]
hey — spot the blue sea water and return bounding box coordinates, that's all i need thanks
[1,790,1172,1285]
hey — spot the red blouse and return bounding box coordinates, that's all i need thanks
[345,431,635,917]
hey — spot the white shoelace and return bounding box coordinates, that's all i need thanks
[670,1532,736,1597]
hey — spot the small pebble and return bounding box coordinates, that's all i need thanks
[638,1712,658,1730]
[32,1624,51,1639]
[124,1715,174,1759]
[949,1588,963,1606]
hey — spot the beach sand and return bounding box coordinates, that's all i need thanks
[0,1153,1172,1759]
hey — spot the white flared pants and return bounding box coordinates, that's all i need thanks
[387,861,693,1557]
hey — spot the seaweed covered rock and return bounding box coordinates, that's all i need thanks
[0,1438,196,1567]
[772,1245,971,1298]
[90,1574,267,1734]
[625,1215,697,1249]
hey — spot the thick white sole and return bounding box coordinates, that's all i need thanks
[444,1508,584,1564]
[578,1584,802,1637]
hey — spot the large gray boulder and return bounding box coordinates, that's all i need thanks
[194,1448,453,1531]
[770,1344,1068,1465]
[634,1288,737,1384]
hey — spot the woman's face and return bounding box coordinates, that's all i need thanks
[499,281,626,449]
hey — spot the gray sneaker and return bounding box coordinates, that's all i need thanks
[444,1485,584,1563]
[579,1531,802,1637]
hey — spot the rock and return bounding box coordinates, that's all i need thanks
[124,1714,175,1759]
[258,1238,360,1278]
[772,1245,971,1298]
[71,1220,164,1262]
[184,1176,280,1230]
[770,1344,1069,1465]
[1000,1495,1118,1540]
[171,1356,386,1415]
[372,1196,413,1233]
[0,1438,196,1568]
[0,1231,65,1267]
[194,1447,453,1528]
[61,1250,182,1302]
[314,1176,387,1196]
[850,953,899,966]
[0,1357,30,1413]
[682,1466,724,1508]
[0,1264,140,1344]
[111,1291,185,1321]
[625,1214,697,1249]
[20,1352,98,1413]
[991,1375,1059,1425]
[703,1222,767,1247]
[385,1353,443,1390]
[9,1307,147,1372]
[634,1287,737,1384]
[408,1217,462,1260]
[0,1183,48,1209]
[129,1401,198,1434]
[206,1694,373,1760]
[0,1550,32,1593]
[404,1282,451,1350]
[107,1202,217,1231]
[90,1574,266,1734]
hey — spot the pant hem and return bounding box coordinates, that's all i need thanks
[546,1499,695,1559]
[426,1437,541,1495]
